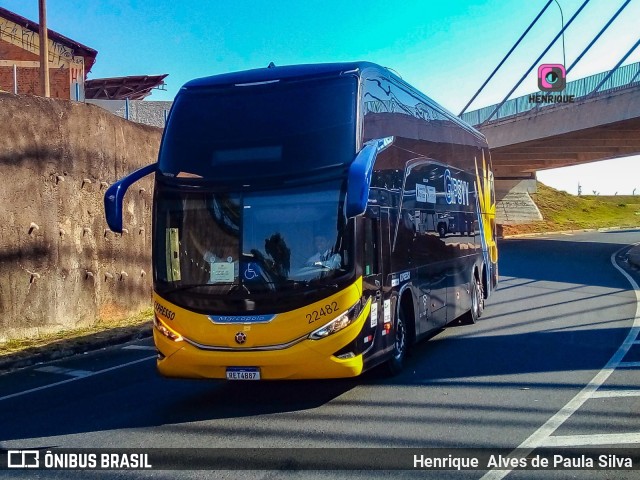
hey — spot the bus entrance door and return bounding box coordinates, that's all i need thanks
[362,208,383,347]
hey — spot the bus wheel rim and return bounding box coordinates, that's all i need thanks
[472,281,479,316]
[394,317,406,360]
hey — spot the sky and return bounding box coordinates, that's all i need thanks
[3,0,640,195]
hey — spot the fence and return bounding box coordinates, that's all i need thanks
[2,66,171,128]
[85,99,172,128]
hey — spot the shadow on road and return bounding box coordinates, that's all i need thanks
[498,237,635,290]
[1,324,637,444]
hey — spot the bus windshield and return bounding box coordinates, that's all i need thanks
[158,75,358,181]
[153,179,352,303]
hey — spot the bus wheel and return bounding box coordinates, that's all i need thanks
[462,276,483,324]
[477,276,485,318]
[437,223,446,238]
[385,309,407,375]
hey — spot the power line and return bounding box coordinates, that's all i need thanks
[458,0,554,116]
[589,36,640,95]
[567,0,632,75]
[480,0,591,126]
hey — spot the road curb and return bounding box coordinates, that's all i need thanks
[628,245,640,270]
[500,225,631,239]
[0,324,152,374]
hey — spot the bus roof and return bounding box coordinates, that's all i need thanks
[182,62,378,89]
[180,61,485,144]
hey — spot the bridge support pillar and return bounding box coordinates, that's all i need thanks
[494,172,543,225]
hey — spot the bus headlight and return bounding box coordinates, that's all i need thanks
[308,299,367,340]
[153,314,183,342]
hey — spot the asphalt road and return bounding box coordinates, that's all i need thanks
[2,229,640,479]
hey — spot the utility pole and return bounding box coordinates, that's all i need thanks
[38,0,50,97]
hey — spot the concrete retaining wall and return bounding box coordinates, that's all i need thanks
[496,192,543,225]
[0,93,161,342]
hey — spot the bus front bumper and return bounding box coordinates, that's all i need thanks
[153,316,366,380]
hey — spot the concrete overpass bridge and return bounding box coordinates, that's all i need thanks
[461,61,640,224]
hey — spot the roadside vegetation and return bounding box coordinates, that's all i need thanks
[0,309,152,369]
[502,183,640,236]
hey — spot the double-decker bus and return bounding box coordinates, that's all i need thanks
[104,62,498,380]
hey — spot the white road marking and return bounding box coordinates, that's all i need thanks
[0,355,156,402]
[35,366,92,377]
[542,433,640,447]
[591,390,640,398]
[122,345,157,351]
[481,243,640,480]
[618,362,640,368]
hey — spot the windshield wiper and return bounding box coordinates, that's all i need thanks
[312,262,333,270]
[160,283,225,294]
[280,279,311,288]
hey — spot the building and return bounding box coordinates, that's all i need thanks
[85,74,169,100]
[0,6,97,100]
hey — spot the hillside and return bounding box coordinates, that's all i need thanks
[501,183,640,236]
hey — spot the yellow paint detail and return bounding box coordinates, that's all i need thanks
[475,151,498,263]
[152,278,369,379]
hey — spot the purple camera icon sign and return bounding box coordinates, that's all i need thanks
[538,64,566,92]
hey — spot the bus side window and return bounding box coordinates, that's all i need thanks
[364,218,379,276]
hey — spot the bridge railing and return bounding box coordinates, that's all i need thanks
[461,61,640,126]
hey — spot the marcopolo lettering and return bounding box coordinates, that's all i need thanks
[154,301,176,321]
[444,169,469,206]
[208,314,276,323]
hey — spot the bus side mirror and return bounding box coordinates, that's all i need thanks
[104,163,158,233]
[346,137,393,218]
[345,143,377,218]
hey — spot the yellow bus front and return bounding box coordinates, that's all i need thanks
[153,278,372,380]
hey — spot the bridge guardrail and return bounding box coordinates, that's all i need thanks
[461,61,640,126]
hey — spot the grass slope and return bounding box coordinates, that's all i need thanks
[502,183,640,236]
[0,309,152,368]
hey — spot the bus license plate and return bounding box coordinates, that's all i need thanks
[226,367,261,381]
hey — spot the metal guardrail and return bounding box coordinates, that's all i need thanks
[461,60,640,126]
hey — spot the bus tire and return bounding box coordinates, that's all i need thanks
[477,274,485,318]
[461,275,483,324]
[385,308,408,375]
[437,223,446,238]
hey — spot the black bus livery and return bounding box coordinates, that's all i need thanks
[105,62,498,380]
